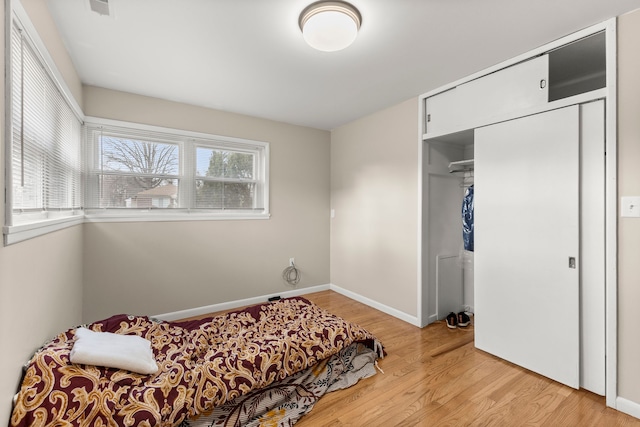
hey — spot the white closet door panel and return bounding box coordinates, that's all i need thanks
[460,55,549,127]
[425,87,460,135]
[426,55,548,135]
[474,105,580,388]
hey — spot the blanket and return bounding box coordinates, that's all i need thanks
[184,342,377,427]
[10,297,383,427]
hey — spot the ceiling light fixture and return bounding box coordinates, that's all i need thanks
[299,1,362,52]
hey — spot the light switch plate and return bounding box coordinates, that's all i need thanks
[621,196,640,217]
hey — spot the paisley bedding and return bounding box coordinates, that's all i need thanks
[10,297,383,427]
[184,342,378,427]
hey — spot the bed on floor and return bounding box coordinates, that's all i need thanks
[10,297,383,427]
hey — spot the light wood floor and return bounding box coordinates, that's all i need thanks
[290,290,640,426]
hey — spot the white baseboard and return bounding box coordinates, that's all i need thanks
[154,284,330,321]
[328,284,421,327]
[154,283,420,328]
[616,397,640,420]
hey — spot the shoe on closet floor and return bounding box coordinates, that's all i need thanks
[446,312,458,329]
[457,311,471,327]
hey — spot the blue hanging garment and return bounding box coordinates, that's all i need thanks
[462,185,474,251]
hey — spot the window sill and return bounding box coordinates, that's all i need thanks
[4,214,85,245]
[3,210,270,245]
[83,210,271,223]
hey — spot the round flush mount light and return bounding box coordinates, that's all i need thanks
[299,1,362,52]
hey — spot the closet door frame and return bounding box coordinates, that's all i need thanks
[417,18,617,406]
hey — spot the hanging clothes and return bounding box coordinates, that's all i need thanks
[462,185,474,251]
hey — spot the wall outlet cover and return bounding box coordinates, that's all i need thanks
[621,196,640,218]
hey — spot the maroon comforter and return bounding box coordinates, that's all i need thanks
[10,297,383,427]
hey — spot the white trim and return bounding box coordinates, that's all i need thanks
[417,97,425,327]
[5,0,14,229]
[154,284,330,321]
[85,117,269,149]
[616,397,640,419]
[604,18,618,409]
[84,211,270,223]
[154,284,422,327]
[329,284,421,327]
[3,214,84,245]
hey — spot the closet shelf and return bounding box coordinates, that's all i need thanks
[448,159,474,173]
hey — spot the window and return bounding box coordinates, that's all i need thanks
[4,15,84,244]
[195,146,257,209]
[89,129,180,209]
[84,121,269,219]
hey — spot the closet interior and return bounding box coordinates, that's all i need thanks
[422,130,474,325]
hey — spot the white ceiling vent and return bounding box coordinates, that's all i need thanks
[89,0,110,16]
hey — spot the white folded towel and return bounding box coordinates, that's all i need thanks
[70,327,158,375]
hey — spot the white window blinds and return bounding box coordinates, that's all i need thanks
[9,20,83,224]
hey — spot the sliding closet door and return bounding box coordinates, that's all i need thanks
[474,105,580,388]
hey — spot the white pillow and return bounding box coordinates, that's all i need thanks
[70,327,158,375]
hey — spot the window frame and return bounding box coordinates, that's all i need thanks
[4,3,85,245]
[83,117,270,223]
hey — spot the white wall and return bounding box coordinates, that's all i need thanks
[330,98,419,318]
[0,0,84,424]
[81,86,331,322]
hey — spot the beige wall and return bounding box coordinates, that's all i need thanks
[616,9,640,405]
[0,0,84,424]
[82,86,331,322]
[330,98,419,317]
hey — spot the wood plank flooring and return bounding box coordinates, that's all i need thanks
[190,290,640,426]
[294,290,640,426]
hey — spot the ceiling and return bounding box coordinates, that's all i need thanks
[45,0,640,131]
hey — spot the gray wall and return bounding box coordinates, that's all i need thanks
[330,98,419,317]
[81,86,331,322]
